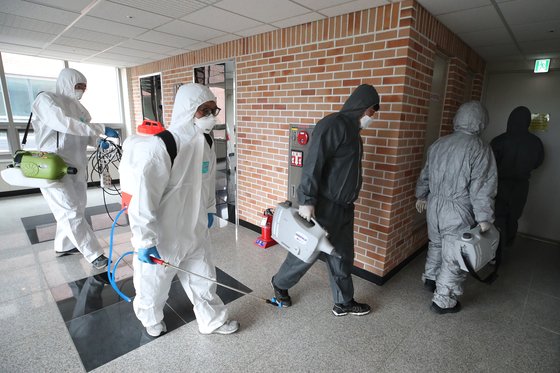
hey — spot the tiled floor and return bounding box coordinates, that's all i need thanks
[0,189,559,372]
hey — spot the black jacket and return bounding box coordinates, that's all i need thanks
[491,106,544,181]
[297,84,379,206]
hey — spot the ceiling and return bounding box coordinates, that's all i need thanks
[0,0,559,72]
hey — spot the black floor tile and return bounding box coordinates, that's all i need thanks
[53,267,252,371]
[21,203,123,244]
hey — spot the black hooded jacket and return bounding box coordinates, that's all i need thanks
[297,84,380,206]
[490,106,544,180]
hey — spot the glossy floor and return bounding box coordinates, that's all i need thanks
[0,190,559,372]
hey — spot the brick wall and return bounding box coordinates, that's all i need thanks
[128,0,485,277]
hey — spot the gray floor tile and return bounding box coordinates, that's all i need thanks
[512,322,560,373]
[0,264,49,303]
[523,291,560,334]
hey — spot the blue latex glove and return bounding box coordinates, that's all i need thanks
[208,213,214,228]
[137,246,161,264]
[104,127,119,138]
[98,138,109,150]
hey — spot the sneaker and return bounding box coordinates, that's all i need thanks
[55,248,80,257]
[92,255,108,270]
[430,301,461,314]
[270,278,292,307]
[332,299,371,316]
[146,321,167,337]
[202,320,239,335]
[424,279,436,292]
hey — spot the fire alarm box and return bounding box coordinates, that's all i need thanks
[288,125,314,207]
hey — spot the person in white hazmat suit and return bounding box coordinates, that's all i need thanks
[31,68,114,269]
[415,101,497,314]
[119,83,238,337]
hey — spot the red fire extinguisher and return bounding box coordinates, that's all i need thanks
[255,208,277,249]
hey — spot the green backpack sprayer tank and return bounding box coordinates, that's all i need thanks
[1,150,78,188]
[14,150,77,179]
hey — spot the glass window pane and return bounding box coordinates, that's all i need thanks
[0,130,9,153]
[6,77,31,120]
[69,62,122,124]
[2,53,64,78]
[30,79,56,98]
[0,85,7,122]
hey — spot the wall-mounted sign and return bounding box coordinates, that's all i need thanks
[534,59,550,73]
[530,113,550,132]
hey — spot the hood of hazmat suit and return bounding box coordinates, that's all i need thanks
[297,84,379,206]
[31,68,104,180]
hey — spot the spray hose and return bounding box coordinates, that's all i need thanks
[107,207,284,307]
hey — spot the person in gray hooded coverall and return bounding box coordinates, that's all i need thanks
[415,101,497,314]
[271,84,380,317]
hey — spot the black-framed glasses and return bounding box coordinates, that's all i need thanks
[198,107,221,117]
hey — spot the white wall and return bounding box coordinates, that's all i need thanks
[482,70,560,242]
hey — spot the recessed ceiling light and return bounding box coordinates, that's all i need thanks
[126,15,134,19]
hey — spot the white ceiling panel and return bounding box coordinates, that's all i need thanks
[48,43,99,57]
[38,50,90,61]
[119,39,177,54]
[520,39,560,54]
[108,0,219,18]
[0,26,53,47]
[135,30,199,48]
[95,51,158,62]
[292,0,360,11]
[155,20,226,41]
[215,0,310,23]
[75,16,147,38]
[56,36,113,52]
[0,43,43,55]
[437,5,502,34]
[458,27,511,47]
[475,43,522,61]
[499,0,560,25]
[1,0,78,25]
[413,0,490,16]
[319,0,386,17]
[181,6,263,33]
[235,24,278,37]
[64,28,128,45]
[106,46,167,59]
[87,2,172,29]
[0,12,65,35]
[272,12,325,29]
[206,34,242,45]
[24,0,94,13]
[511,21,560,42]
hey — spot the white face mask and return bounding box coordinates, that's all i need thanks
[74,89,85,100]
[194,115,217,134]
[360,115,374,129]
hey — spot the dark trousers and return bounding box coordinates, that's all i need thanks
[494,179,530,245]
[273,197,355,304]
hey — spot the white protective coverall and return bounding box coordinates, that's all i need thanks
[31,68,105,262]
[119,83,227,334]
[415,101,497,309]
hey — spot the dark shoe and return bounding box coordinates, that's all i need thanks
[55,248,80,257]
[271,278,292,307]
[424,279,436,292]
[92,255,108,270]
[332,299,371,316]
[430,301,461,314]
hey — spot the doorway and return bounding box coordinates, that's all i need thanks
[194,61,236,223]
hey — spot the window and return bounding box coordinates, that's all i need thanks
[139,74,163,123]
[0,85,7,122]
[68,62,122,124]
[6,76,56,121]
